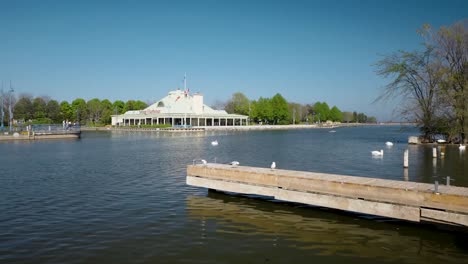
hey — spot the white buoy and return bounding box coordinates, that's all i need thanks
[403,149,408,168]
[433,147,437,158]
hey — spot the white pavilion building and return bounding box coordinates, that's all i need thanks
[111,89,248,127]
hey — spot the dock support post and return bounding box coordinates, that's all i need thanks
[446,176,450,186]
[434,181,439,193]
[403,149,409,168]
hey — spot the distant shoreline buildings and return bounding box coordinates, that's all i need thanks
[111,89,248,127]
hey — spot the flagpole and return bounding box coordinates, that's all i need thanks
[9,80,14,132]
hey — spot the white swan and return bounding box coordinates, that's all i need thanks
[437,139,446,143]
[211,140,218,146]
[201,159,207,165]
[271,161,276,170]
[385,141,393,146]
[230,161,240,166]
[460,144,466,151]
[371,150,384,156]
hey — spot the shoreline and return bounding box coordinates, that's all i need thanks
[80,122,403,132]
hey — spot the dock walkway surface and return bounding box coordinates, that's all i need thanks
[187,164,468,227]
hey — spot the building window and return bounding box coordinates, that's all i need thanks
[157,101,165,107]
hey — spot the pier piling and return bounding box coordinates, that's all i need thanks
[403,149,409,168]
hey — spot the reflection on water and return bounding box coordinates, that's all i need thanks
[187,191,468,263]
[0,126,467,264]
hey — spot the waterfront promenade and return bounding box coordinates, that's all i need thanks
[80,122,374,132]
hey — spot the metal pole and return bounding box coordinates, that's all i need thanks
[446,176,450,186]
[8,81,13,132]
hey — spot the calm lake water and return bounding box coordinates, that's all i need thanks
[1,126,467,264]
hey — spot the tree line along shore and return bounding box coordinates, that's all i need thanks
[0,92,376,130]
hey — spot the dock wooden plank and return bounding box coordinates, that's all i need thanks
[187,164,468,226]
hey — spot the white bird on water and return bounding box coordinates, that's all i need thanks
[371,150,384,156]
[385,141,393,146]
[201,159,207,165]
[211,140,218,146]
[271,161,276,170]
[460,144,466,151]
[230,161,240,166]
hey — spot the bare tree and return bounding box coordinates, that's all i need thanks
[419,21,467,142]
[375,48,442,141]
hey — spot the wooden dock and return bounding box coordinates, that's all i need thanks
[187,164,468,227]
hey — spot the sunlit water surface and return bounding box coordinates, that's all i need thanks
[1,126,467,263]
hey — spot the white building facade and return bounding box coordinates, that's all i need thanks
[111,89,248,127]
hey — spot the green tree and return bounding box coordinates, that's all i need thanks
[72,98,87,124]
[313,102,330,122]
[134,100,148,110]
[60,101,73,121]
[253,97,273,124]
[124,100,136,112]
[46,100,60,123]
[357,113,368,123]
[367,116,378,123]
[225,92,250,115]
[329,106,343,122]
[271,93,289,124]
[113,100,125,114]
[13,95,33,121]
[32,97,47,119]
[87,98,102,124]
[100,99,113,124]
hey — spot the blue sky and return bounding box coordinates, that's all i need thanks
[0,0,466,121]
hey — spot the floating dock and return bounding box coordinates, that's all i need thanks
[0,131,81,141]
[187,164,468,227]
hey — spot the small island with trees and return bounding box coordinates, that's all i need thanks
[375,20,467,144]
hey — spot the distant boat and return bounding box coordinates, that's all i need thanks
[329,130,336,133]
